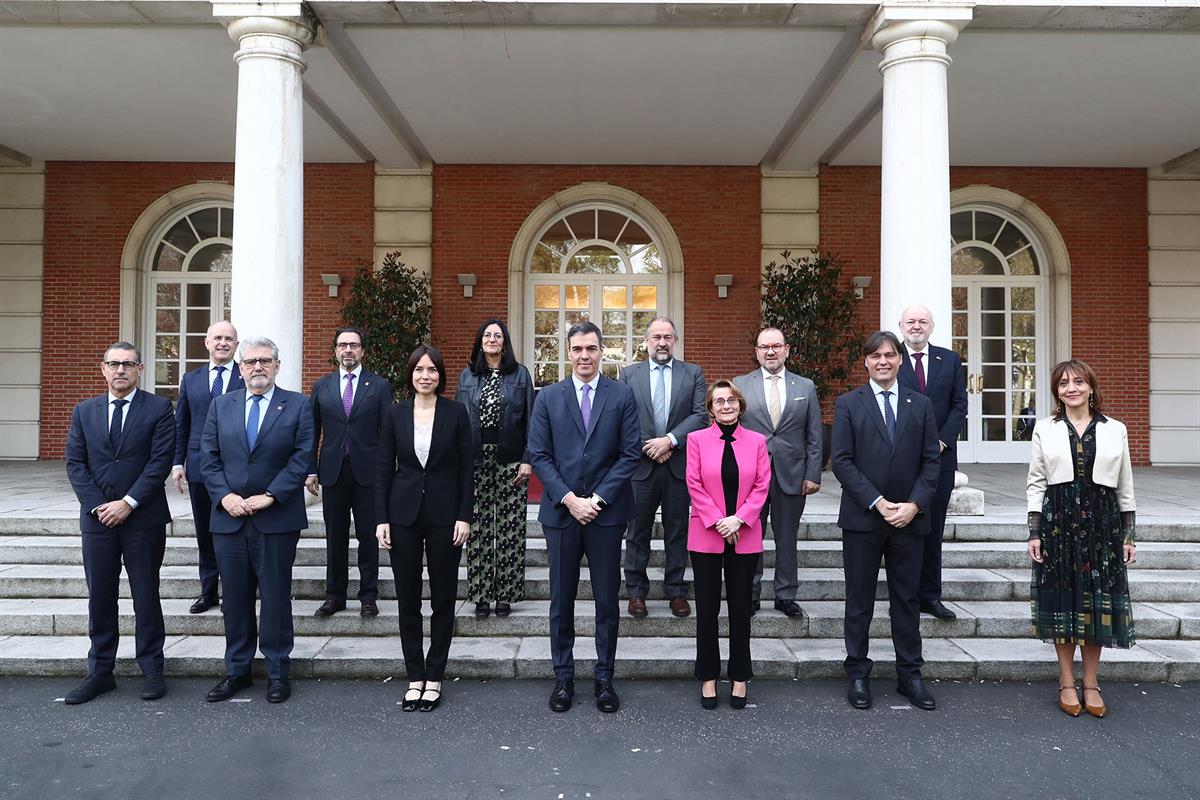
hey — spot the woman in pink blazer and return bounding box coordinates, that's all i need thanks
[686,379,772,709]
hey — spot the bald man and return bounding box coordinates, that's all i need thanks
[897,305,967,620]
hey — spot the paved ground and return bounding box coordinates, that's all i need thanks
[4,677,1199,800]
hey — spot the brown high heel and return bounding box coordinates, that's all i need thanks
[1058,685,1081,717]
[1083,685,1106,718]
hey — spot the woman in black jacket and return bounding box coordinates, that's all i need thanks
[376,345,473,712]
[455,318,534,618]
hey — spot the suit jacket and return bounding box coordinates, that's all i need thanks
[1026,415,1136,513]
[732,369,823,493]
[455,364,535,465]
[374,396,474,528]
[685,423,772,554]
[898,343,968,473]
[618,359,707,481]
[309,368,393,486]
[831,382,941,534]
[200,387,314,534]
[174,363,244,482]
[527,374,642,528]
[66,390,175,533]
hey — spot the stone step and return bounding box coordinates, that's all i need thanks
[1,633,1196,682]
[3,597,1197,641]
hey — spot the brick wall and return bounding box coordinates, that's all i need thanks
[430,165,762,395]
[40,161,374,458]
[819,165,1150,464]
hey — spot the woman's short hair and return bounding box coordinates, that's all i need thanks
[1049,359,1103,413]
[404,344,447,395]
[469,317,518,376]
[705,379,746,419]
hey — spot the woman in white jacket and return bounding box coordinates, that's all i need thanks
[1027,359,1136,719]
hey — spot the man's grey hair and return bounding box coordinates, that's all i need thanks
[103,341,142,364]
[237,336,280,362]
[644,316,677,337]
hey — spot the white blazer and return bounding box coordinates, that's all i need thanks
[1026,415,1136,513]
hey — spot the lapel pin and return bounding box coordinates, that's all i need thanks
[277,405,283,411]
[906,398,912,403]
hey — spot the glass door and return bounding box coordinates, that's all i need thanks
[147,276,231,400]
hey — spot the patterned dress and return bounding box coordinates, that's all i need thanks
[1031,416,1135,648]
[466,369,527,604]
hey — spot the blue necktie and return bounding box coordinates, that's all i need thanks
[109,398,127,451]
[882,390,896,445]
[210,365,225,399]
[652,365,668,437]
[246,394,263,451]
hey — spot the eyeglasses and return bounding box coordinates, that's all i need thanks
[102,360,140,370]
[335,342,363,350]
[755,343,786,352]
[712,397,740,407]
[242,358,276,367]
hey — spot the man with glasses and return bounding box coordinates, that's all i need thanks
[305,326,392,618]
[201,336,314,703]
[65,343,175,703]
[171,320,243,614]
[734,328,823,618]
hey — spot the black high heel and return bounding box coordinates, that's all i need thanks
[730,682,748,710]
[419,683,442,712]
[700,681,718,710]
[402,682,424,712]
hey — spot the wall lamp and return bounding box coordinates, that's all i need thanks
[458,273,477,298]
[852,275,872,300]
[713,274,733,299]
[320,273,342,298]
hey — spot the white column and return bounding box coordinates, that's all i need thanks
[872,6,970,346]
[220,8,316,392]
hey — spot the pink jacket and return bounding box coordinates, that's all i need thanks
[685,423,772,554]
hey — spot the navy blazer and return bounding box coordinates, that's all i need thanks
[309,368,393,486]
[831,383,941,535]
[898,344,967,473]
[200,387,314,534]
[66,390,175,533]
[527,375,642,528]
[374,396,474,528]
[618,359,708,481]
[174,363,244,482]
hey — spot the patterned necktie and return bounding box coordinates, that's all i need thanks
[652,365,668,437]
[342,373,355,455]
[246,394,263,451]
[109,398,127,450]
[882,390,896,444]
[581,384,592,432]
[210,365,225,399]
[767,375,782,428]
[913,352,927,394]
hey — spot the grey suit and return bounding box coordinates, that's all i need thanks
[733,369,823,603]
[619,359,707,599]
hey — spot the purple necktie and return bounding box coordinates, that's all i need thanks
[580,384,592,432]
[342,374,355,455]
[913,353,927,394]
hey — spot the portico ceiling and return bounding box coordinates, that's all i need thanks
[0,1,1197,169]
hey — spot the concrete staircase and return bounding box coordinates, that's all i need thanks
[2,510,1199,682]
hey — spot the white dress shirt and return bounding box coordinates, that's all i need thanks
[104,389,140,511]
[650,360,678,446]
[569,373,604,506]
[866,379,901,511]
[339,364,362,405]
[208,361,235,393]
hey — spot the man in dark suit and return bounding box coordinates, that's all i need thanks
[305,326,392,618]
[528,321,641,713]
[618,317,707,619]
[832,331,941,712]
[64,342,175,704]
[897,304,968,620]
[201,336,314,704]
[733,328,823,618]
[171,320,243,614]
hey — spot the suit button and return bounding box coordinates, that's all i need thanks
[114,458,119,463]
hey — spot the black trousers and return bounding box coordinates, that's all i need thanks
[213,521,299,680]
[545,521,622,682]
[624,463,690,598]
[842,526,925,681]
[391,501,462,682]
[919,469,956,605]
[82,524,166,676]
[322,460,379,603]
[692,544,756,682]
[186,481,220,599]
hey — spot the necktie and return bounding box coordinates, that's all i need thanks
[210,365,225,399]
[109,398,127,451]
[652,365,668,437]
[767,375,782,428]
[581,384,592,432]
[913,352,927,394]
[882,390,896,445]
[342,374,356,455]
[246,394,263,451]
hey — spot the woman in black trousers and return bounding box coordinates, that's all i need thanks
[375,345,473,712]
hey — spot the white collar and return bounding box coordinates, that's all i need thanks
[760,367,785,381]
[869,379,898,396]
[108,388,137,404]
[571,374,600,392]
[339,365,363,381]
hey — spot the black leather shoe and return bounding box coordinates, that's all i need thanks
[419,685,441,712]
[474,602,491,618]
[141,673,166,701]
[549,678,574,712]
[773,599,804,618]
[65,673,116,705]
[206,674,252,702]
[189,595,219,614]
[360,600,379,618]
[266,678,291,703]
[847,678,872,710]
[896,677,936,711]
[313,599,345,618]
[495,602,511,617]
[920,600,957,620]
[595,679,620,713]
